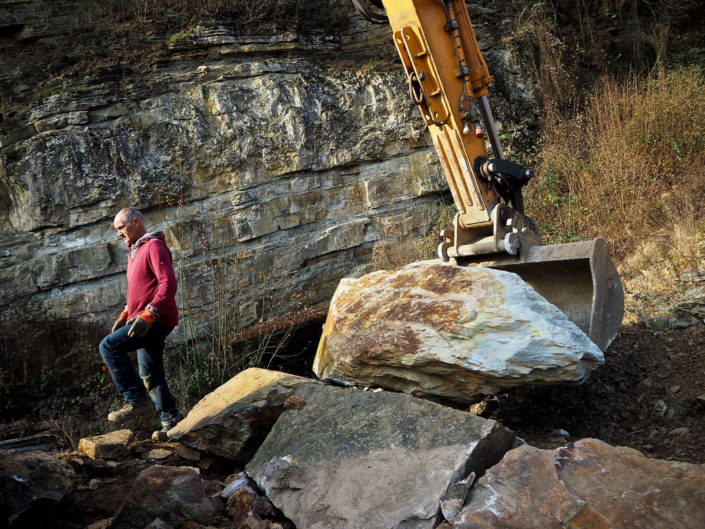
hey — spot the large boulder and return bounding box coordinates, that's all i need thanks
[455,438,705,529]
[313,261,604,403]
[245,383,516,529]
[168,368,321,463]
[0,450,75,525]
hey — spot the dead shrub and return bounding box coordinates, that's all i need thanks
[80,0,350,34]
[371,199,455,271]
[371,238,423,271]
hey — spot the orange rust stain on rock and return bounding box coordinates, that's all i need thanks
[386,264,476,296]
[332,265,475,337]
[337,324,423,361]
[382,298,463,334]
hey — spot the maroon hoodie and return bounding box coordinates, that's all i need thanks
[126,232,179,327]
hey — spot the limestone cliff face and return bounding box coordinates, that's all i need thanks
[0,3,538,334]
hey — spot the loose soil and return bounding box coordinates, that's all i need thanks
[476,322,705,464]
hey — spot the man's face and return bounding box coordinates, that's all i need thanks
[114,214,144,245]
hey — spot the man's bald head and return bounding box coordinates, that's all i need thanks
[114,207,146,246]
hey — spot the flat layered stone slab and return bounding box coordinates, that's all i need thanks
[168,368,320,462]
[455,438,705,529]
[246,384,516,529]
[314,261,604,403]
[78,429,134,460]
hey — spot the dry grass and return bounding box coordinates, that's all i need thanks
[370,200,455,271]
[371,238,423,271]
[529,67,705,250]
[527,67,705,319]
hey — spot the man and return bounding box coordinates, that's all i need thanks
[99,207,181,441]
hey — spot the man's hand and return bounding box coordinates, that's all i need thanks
[127,309,158,338]
[111,309,129,333]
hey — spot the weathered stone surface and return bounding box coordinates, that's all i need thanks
[245,384,516,529]
[144,519,175,529]
[0,20,446,334]
[226,483,278,528]
[142,448,173,461]
[78,429,134,460]
[313,261,604,403]
[85,519,113,529]
[0,450,75,524]
[168,368,320,463]
[82,458,122,478]
[174,444,202,461]
[112,465,215,528]
[455,438,705,529]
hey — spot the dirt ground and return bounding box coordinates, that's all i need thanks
[476,322,705,464]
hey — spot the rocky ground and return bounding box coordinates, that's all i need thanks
[3,321,704,529]
[3,279,705,528]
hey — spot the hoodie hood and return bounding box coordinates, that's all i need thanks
[129,231,165,259]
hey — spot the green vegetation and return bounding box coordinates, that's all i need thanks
[167,28,200,47]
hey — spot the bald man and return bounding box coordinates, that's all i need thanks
[99,207,181,441]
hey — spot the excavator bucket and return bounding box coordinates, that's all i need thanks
[488,238,623,351]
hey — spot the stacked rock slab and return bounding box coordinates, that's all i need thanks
[245,383,516,529]
[314,261,604,403]
[454,438,705,529]
[77,429,134,460]
[167,368,322,463]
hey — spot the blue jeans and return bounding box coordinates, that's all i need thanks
[99,323,178,425]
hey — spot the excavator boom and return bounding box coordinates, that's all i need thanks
[352,0,623,350]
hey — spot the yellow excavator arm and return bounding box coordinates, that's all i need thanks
[356,0,539,262]
[352,0,624,351]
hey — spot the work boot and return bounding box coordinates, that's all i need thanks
[107,399,153,423]
[151,413,183,442]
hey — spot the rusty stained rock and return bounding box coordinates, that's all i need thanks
[314,261,604,403]
[226,485,280,528]
[112,465,215,528]
[455,438,705,529]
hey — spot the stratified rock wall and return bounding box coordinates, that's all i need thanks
[0,5,538,334]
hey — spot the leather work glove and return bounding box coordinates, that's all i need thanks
[127,309,158,338]
[111,309,129,333]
